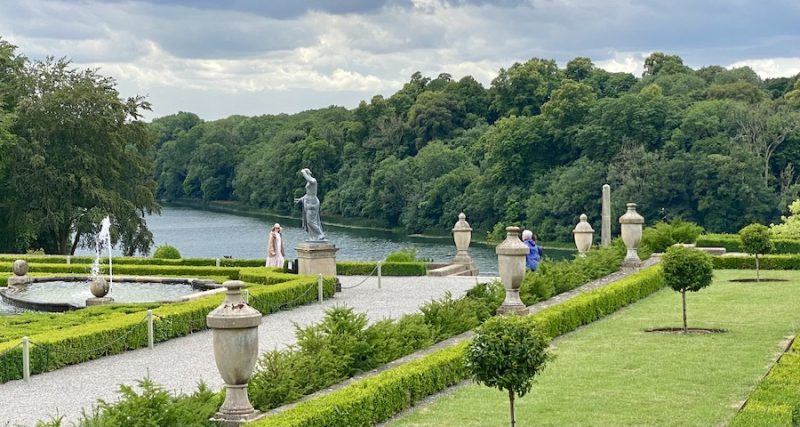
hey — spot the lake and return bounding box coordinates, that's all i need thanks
[77,206,576,276]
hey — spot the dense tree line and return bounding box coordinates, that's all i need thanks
[0,39,158,254]
[152,54,800,242]
[3,35,800,253]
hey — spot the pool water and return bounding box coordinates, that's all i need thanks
[6,281,198,308]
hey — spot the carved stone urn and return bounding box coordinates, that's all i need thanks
[619,203,645,268]
[572,214,595,257]
[496,226,530,314]
[207,280,263,424]
[453,212,472,264]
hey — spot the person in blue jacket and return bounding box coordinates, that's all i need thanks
[522,229,542,271]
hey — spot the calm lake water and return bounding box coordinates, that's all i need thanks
[1,207,576,314]
[74,206,576,276]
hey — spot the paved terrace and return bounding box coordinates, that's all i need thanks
[0,275,483,426]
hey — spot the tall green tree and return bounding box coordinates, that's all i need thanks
[7,58,158,254]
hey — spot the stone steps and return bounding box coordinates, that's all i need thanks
[428,263,478,277]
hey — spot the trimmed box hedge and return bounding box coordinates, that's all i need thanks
[252,266,666,426]
[697,234,800,254]
[0,262,242,280]
[712,255,800,270]
[0,255,266,267]
[336,261,427,276]
[0,274,336,384]
[730,340,800,426]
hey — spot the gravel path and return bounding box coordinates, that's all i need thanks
[0,275,484,427]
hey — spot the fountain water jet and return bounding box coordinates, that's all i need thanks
[87,216,114,306]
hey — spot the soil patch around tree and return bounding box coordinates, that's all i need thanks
[728,278,789,283]
[645,327,727,334]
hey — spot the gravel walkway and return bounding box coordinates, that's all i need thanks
[0,275,484,427]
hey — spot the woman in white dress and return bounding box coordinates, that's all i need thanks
[266,223,285,267]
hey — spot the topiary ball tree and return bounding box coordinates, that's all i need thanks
[661,246,714,333]
[739,223,774,282]
[152,244,181,259]
[465,314,551,427]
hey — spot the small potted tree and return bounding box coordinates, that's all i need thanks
[465,314,551,427]
[738,223,774,282]
[661,245,714,333]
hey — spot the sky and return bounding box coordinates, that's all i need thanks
[1,0,799,120]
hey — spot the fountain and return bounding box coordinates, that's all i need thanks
[87,216,114,306]
[0,217,227,312]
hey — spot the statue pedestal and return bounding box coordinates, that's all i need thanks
[296,242,338,277]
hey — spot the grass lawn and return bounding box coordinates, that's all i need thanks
[389,269,800,427]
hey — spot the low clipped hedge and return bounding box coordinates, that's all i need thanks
[730,339,800,426]
[336,261,427,276]
[712,254,800,270]
[696,234,800,254]
[253,342,470,427]
[253,266,666,426]
[0,274,336,384]
[0,262,242,280]
[0,254,265,267]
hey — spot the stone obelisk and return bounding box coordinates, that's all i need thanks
[601,184,611,247]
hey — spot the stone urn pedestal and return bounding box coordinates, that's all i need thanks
[86,277,114,306]
[496,226,530,315]
[296,242,338,277]
[207,280,264,425]
[452,213,478,275]
[619,203,645,269]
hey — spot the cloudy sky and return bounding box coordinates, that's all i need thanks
[1,0,799,120]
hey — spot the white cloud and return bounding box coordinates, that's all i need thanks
[727,57,800,79]
[594,52,649,76]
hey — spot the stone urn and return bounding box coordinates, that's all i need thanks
[90,277,110,298]
[7,260,31,286]
[496,226,530,314]
[572,214,594,257]
[453,213,472,263]
[619,203,645,268]
[207,280,263,424]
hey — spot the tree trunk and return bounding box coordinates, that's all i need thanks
[509,389,516,427]
[682,289,688,334]
[755,254,760,282]
[70,230,82,256]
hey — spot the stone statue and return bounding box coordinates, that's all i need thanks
[295,168,327,241]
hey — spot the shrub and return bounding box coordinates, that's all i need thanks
[696,233,800,254]
[77,377,220,426]
[713,254,800,270]
[520,241,625,304]
[739,223,775,282]
[336,261,427,276]
[641,219,704,253]
[661,246,714,333]
[770,199,800,239]
[466,314,551,427]
[384,248,418,262]
[152,245,181,259]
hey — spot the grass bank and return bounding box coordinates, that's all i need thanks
[390,269,800,427]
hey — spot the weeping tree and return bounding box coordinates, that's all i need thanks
[661,246,714,333]
[6,57,159,255]
[465,314,551,427]
[739,223,774,282]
